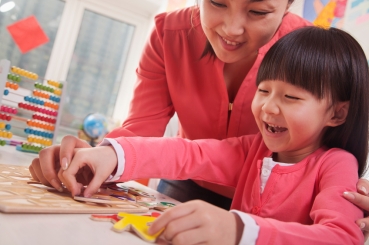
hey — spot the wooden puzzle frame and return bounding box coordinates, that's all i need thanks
[0,164,148,214]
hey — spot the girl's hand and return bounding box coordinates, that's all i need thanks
[149,200,243,245]
[58,146,118,197]
[29,135,92,192]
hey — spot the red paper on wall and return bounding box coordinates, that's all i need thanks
[7,15,49,54]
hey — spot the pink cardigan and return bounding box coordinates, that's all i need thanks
[106,8,311,140]
[115,134,364,244]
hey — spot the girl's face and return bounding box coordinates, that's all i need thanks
[251,80,338,163]
[199,0,291,64]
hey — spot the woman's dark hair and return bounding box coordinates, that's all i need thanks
[256,26,369,176]
[200,0,295,59]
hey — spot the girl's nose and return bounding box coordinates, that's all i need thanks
[261,98,280,115]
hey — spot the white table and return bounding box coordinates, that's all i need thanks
[0,145,179,245]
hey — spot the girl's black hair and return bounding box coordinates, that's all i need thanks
[256,26,369,176]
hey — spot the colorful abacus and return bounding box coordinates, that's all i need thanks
[0,59,66,154]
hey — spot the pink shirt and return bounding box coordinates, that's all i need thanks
[115,134,364,244]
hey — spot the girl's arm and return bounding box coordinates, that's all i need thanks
[115,136,253,186]
[60,135,255,197]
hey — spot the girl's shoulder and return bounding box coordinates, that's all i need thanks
[310,147,358,176]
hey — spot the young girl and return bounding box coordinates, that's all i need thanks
[49,26,369,244]
[30,0,311,210]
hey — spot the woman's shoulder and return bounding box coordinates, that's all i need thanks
[154,6,201,32]
[277,12,312,37]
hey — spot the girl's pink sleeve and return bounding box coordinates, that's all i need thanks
[106,12,174,138]
[114,136,254,188]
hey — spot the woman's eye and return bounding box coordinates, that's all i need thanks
[210,0,225,7]
[258,89,268,93]
[285,95,300,100]
[250,10,269,16]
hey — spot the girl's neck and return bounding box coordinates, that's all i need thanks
[272,147,322,164]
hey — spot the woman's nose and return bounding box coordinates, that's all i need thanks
[222,12,245,37]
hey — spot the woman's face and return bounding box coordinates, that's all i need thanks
[199,0,291,64]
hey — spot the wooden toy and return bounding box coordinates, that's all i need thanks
[113,212,164,243]
[90,212,160,223]
[153,202,176,212]
[0,164,148,214]
[90,214,121,223]
[0,59,65,153]
[105,182,156,202]
[74,194,136,205]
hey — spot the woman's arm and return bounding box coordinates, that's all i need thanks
[106,12,174,138]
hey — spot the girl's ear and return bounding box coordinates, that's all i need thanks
[327,101,350,127]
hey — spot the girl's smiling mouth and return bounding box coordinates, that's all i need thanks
[265,123,287,133]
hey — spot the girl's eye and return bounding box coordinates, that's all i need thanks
[210,0,226,7]
[258,89,268,94]
[250,10,269,16]
[285,95,300,100]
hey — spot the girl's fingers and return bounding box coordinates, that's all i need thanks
[59,146,118,197]
[59,151,88,196]
[149,202,197,235]
[83,172,108,197]
[59,135,91,171]
[161,210,202,242]
[170,227,205,245]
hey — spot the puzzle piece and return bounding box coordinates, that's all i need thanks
[90,212,160,224]
[113,212,164,243]
[90,214,121,223]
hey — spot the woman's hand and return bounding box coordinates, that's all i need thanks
[149,200,243,245]
[343,178,369,240]
[58,145,118,197]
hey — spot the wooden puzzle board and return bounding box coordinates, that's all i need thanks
[0,164,148,214]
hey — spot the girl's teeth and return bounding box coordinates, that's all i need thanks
[267,124,287,133]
